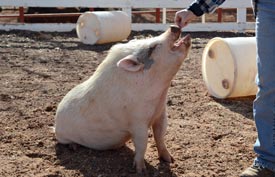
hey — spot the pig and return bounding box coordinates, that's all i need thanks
[55,25,191,173]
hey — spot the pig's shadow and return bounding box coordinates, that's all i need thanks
[55,143,177,177]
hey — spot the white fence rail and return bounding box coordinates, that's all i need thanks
[0,0,254,32]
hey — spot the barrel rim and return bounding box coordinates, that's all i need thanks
[76,11,101,45]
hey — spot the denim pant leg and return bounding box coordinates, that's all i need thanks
[253,0,275,172]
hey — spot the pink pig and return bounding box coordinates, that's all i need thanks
[55,25,191,173]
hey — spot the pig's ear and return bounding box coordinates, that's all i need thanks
[117,55,143,72]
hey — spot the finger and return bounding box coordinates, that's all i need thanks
[175,18,181,28]
[182,23,187,28]
[183,21,188,27]
[178,20,187,29]
[174,14,180,23]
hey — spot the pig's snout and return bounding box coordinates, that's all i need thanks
[170,25,181,34]
[169,25,181,45]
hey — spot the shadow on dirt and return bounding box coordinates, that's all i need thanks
[55,143,177,177]
[213,96,255,120]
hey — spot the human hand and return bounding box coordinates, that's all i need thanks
[175,9,197,28]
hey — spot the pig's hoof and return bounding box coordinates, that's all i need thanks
[133,160,146,173]
[159,151,174,163]
[136,166,146,174]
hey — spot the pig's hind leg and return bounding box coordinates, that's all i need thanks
[152,110,174,163]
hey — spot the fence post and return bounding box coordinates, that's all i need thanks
[156,8,160,23]
[217,8,222,22]
[237,7,246,23]
[237,7,247,32]
[19,7,24,23]
[201,14,205,23]
[162,8,166,24]
[122,7,132,23]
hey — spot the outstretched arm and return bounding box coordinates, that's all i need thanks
[175,0,226,28]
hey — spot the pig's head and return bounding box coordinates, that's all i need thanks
[106,25,191,86]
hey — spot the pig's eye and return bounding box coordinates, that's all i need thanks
[147,44,158,57]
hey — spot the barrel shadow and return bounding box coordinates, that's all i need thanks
[213,95,255,120]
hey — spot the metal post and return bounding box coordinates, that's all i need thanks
[156,8,160,23]
[217,8,222,22]
[19,7,24,23]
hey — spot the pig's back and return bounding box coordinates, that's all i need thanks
[55,77,132,150]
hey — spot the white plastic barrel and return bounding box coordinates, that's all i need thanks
[202,37,257,98]
[76,11,131,45]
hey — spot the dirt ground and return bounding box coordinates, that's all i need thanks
[0,28,258,177]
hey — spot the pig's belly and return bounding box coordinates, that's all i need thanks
[76,129,131,150]
[56,118,131,150]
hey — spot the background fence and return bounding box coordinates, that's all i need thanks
[0,0,254,32]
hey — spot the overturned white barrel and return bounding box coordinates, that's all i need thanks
[202,37,257,98]
[76,11,131,45]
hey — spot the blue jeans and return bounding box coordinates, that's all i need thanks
[253,0,275,172]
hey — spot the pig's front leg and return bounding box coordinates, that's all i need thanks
[152,109,174,163]
[132,126,148,173]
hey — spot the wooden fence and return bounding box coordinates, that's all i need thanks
[0,0,255,32]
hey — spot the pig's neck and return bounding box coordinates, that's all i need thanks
[91,63,170,102]
[120,70,171,102]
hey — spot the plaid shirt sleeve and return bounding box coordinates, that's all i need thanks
[188,0,226,16]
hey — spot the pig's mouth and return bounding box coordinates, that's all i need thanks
[172,35,191,51]
[173,38,185,48]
